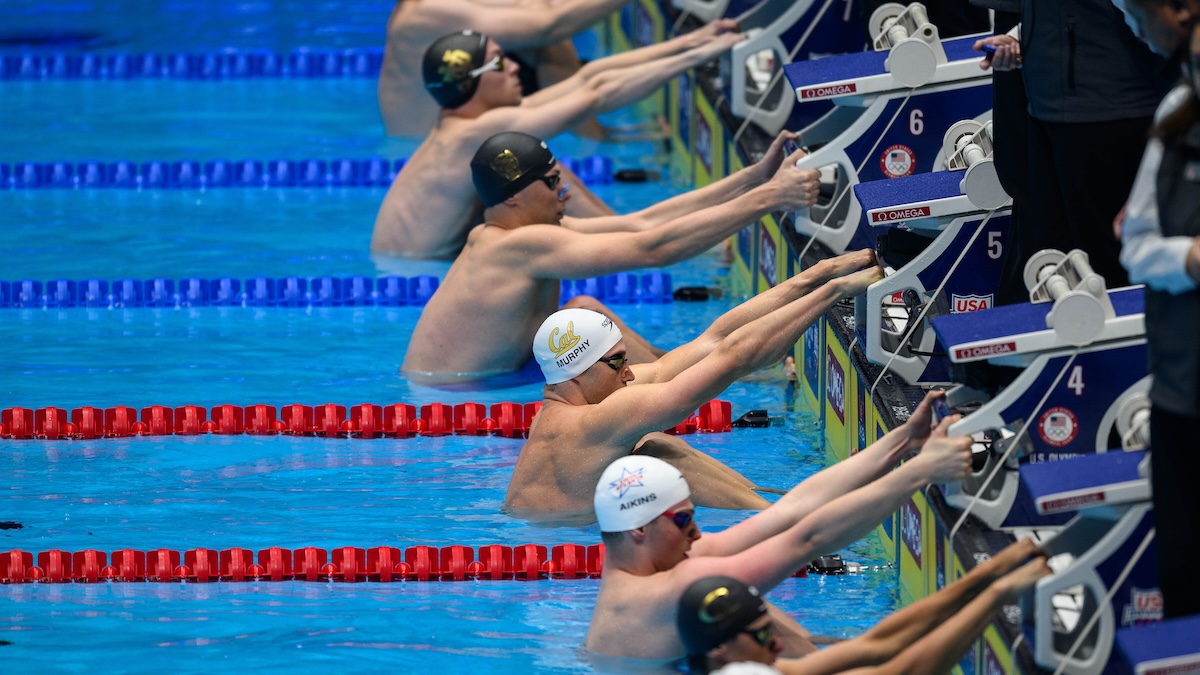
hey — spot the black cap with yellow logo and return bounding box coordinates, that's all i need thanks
[677,576,767,659]
[422,30,488,109]
[470,131,557,207]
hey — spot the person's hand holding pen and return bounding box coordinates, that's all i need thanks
[974,35,1022,71]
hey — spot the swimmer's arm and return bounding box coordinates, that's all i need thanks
[499,187,783,278]
[646,250,875,382]
[622,130,800,228]
[832,559,1050,675]
[528,19,739,105]
[682,456,933,591]
[755,390,943,524]
[773,540,1042,675]
[415,0,629,50]
[595,274,855,447]
[516,31,742,125]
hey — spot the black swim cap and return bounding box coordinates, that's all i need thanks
[422,30,489,109]
[677,576,767,657]
[470,131,557,207]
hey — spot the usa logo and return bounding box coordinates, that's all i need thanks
[952,294,993,313]
[1122,587,1163,625]
[881,144,915,178]
[608,467,645,498]
[1038,407,1078,448]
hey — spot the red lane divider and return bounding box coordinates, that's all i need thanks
[0,400,737,440]
[0,544,808,583]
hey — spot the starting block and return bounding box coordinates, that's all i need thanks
[854,119,1010,385]
[718,0,866,135]
[1116,616,1200,675]
[1019,451,1160,675]
[929,252,1150,528]
[782,2,992,253]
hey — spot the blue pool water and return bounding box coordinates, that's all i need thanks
[1,3,900,670]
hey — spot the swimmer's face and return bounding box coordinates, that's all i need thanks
[712,616,781,667]
[1114,0,1192,57]
[581,341,634,402]
[477,39,523,107]
[651,498,699,567]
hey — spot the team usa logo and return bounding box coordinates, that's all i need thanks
[1038,407,1078,447]
[951,294,993,313]
[1122,587,1164,625]
[881,144,916,178]
[608,466,645,498]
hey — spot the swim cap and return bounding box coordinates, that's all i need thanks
[471,131,557,207]
[422,30,489,109]
[677,576,768,657]
[594,456,691,533]
[533,308,623,384]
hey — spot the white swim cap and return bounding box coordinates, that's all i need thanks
[594,456,691,533]
[533,308,624,384]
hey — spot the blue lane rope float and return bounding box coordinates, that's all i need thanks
[0,47,385,80]
[0,272,674,309]
[0,155,616,189]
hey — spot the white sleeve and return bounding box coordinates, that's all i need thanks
[1120,89,1200,295]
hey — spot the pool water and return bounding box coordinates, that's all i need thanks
[1,3,900,671]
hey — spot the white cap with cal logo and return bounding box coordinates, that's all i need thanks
[533,308,623,384]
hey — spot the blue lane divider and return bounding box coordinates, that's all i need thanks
[0,155,617,189]
[0,272,672,309]
[0,48,384,80]
[560,272,673,305]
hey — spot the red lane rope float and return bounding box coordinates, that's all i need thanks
[0,545,808,583]
[0,399,736,441]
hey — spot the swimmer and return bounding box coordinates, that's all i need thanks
[371,22,744,259]
[585,432,975,660]
[377,0,636,138]
[401,129,822,385]
[676,539,1050,674]
[505,250,920,518]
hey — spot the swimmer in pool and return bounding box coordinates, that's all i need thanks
[584,427,975,660]
[378,0,635,138]
[400,129,822,385]
[675,540,1049,674]
[505,247,903,517]
[371,23,744,259]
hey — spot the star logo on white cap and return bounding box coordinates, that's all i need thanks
[609,467,645,498]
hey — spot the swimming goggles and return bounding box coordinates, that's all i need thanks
[537,174,561,192]
[596,352,627,371]
[741,623,774,647]
[661,509,693,529]
[468,54,505,78]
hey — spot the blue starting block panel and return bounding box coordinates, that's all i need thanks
[854,171,981,226]
[930,287,1145,363]
[1020,450,1150,515]
[784,34,989,102]
[1117,617,1200,674]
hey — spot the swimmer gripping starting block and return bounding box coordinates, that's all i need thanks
[854,119,1010,385]
[782,3,991,253]
[1018,451,1161,675]
[929,252,1151,528]
[718,0,865,135]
